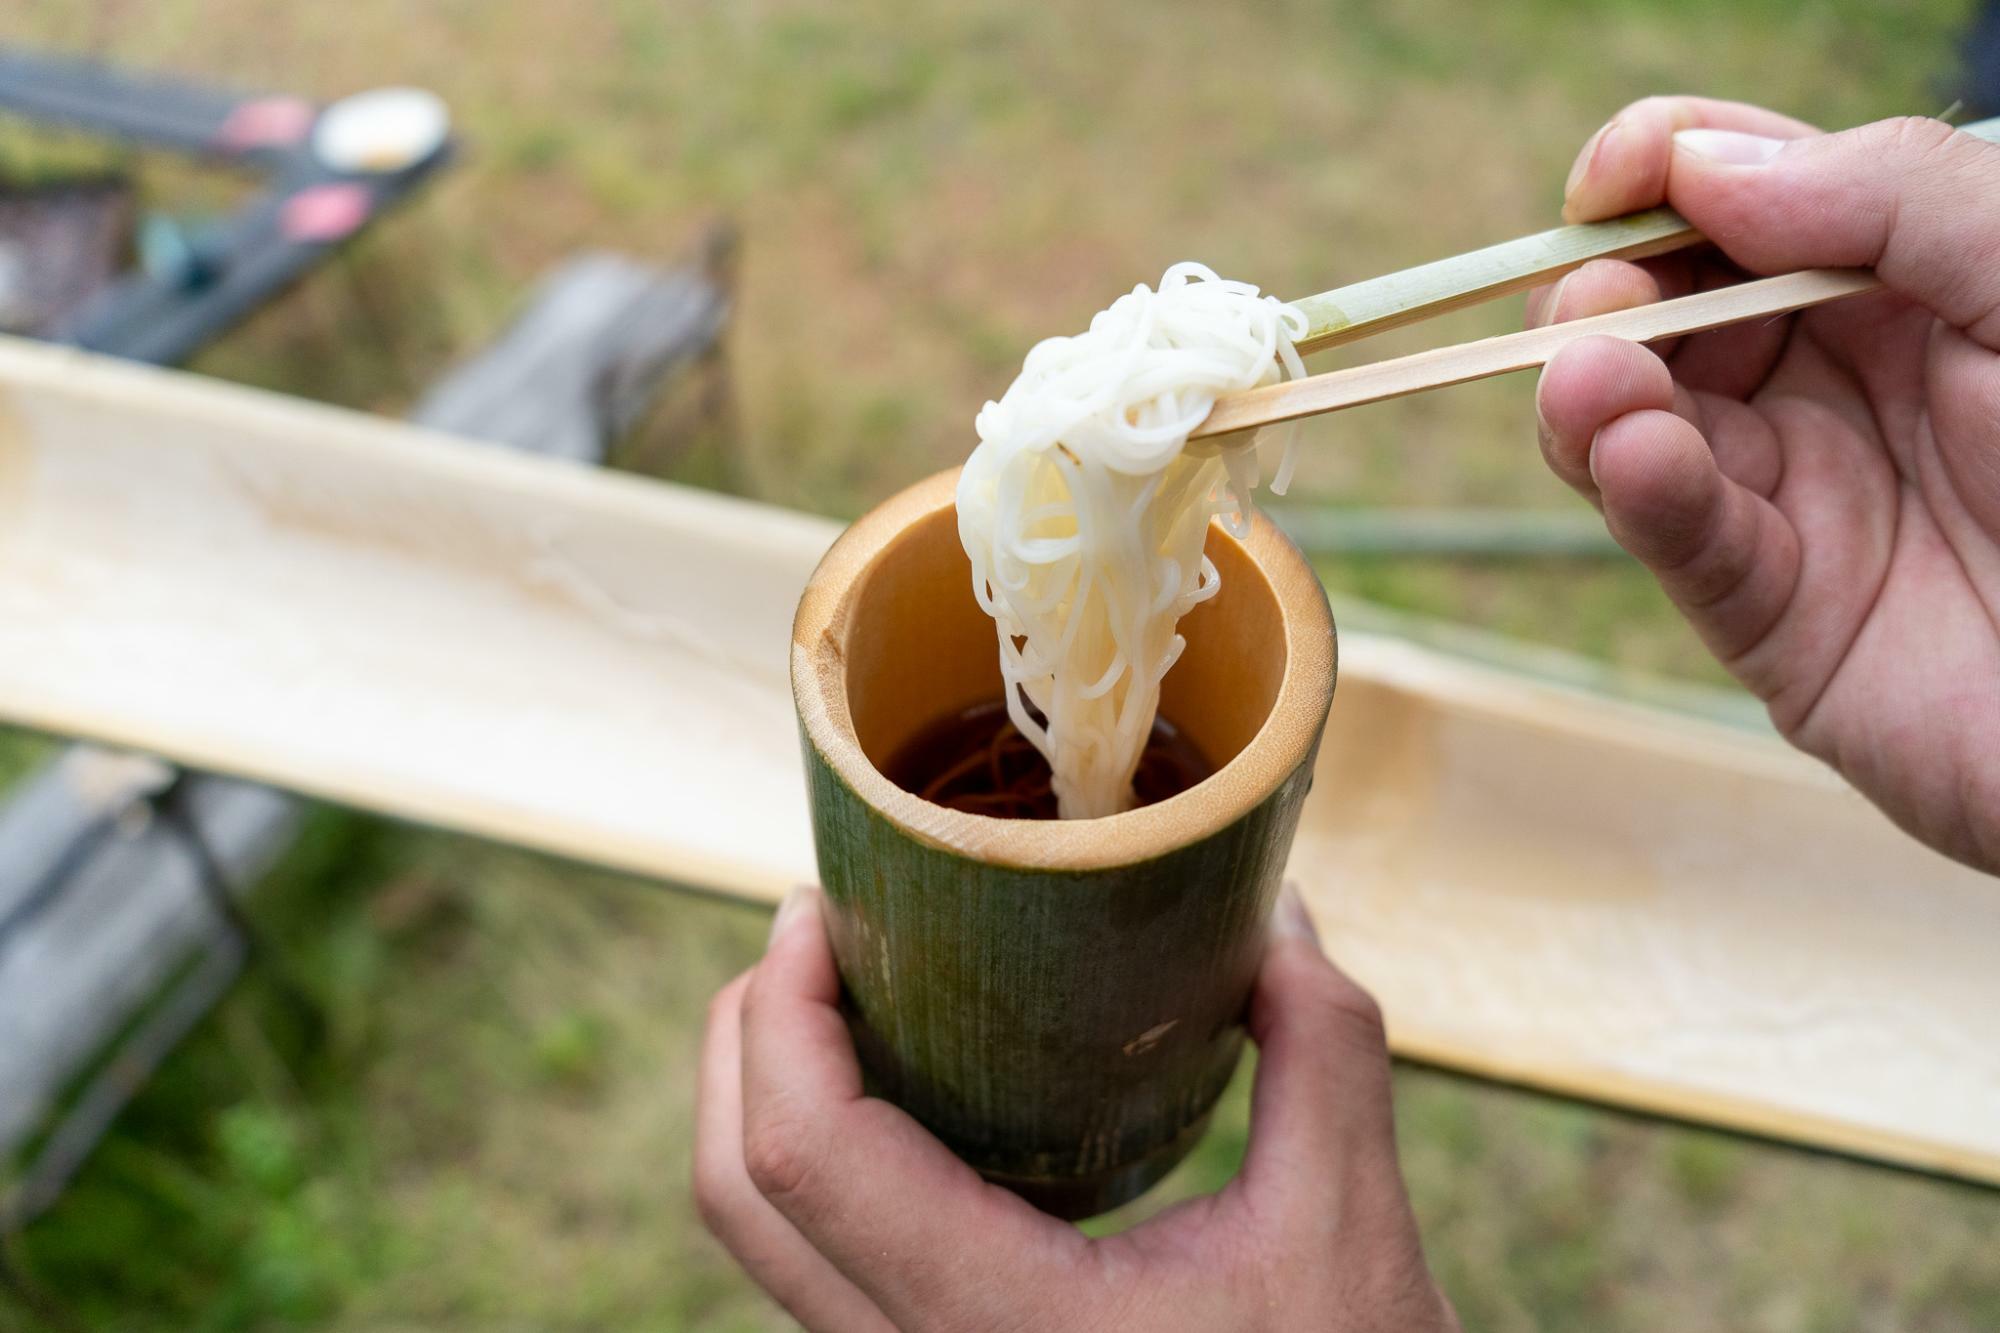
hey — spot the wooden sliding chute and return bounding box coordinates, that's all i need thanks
[1,336,1994,1184]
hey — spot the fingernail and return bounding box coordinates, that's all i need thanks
[1673,128,1784,165]
[1587,426,1607,489]
[1564,120,1617,199]
[769,884,816,944]
[1532,271,1575,330]
[1271,882,1321,946]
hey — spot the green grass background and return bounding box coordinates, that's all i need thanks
[5,1,2000,1328]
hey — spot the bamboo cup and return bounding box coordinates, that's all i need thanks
[791,469,1336,1218]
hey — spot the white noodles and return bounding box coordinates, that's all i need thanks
[957,262,1307,819]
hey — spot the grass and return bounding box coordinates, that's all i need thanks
[0,734,54,792]
[4,819,786,1331]
[5,0,2000,1327]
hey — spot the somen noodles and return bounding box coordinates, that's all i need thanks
[957,262,1306,819]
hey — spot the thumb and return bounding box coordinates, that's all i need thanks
[1667,116,2000,347]
[1236,886,1408,1224]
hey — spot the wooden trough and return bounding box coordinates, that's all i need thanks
[1,335,1994,1186]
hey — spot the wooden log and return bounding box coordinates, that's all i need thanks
[0,336,1995,1185]
[0,756,297,1153]
[407,247,729,465]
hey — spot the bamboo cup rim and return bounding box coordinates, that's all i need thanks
[792,469,1336,871]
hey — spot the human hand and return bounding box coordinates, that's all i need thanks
[693,885,1458,1332]
[1529,97,2000,873]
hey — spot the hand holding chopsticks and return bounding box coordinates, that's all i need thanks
[1245,101,2000,876]
[1188,115,2000,442]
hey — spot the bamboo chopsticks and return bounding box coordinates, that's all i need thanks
[1190,115,2000,441]
[1193,267,1875,439]
[1287,206,1700,357]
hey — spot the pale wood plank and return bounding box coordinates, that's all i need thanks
[0,337,1995,1186]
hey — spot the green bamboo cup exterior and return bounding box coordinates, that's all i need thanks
[792,470,1336,1219]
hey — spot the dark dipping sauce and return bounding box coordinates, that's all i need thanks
[881,698,1217,820]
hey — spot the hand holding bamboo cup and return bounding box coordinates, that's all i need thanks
[793,472,1335,1217]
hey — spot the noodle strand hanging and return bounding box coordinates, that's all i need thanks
[957,263,1307,819]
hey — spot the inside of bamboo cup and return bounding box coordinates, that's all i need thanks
[841,505,1286,804]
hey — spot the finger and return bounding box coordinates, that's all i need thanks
[1234,886,1414,1236]
[1202,891,1457,1327]
[1527,214,1793,401]
[1563,95,1818,222]
[1924,321,2000,535]
[1528,254,1688,382]
[1670,382,1785,500]
[1536,333,1676,501]
[1656,249,1795,399]
[1537,336,1784,509]
[1665,116,2000,349]
[1524,254,1707,375]
[738,886,1082,1328]
[1590,406,1803,672]
[693,970,895,1332]
[1524,256,1663,331]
